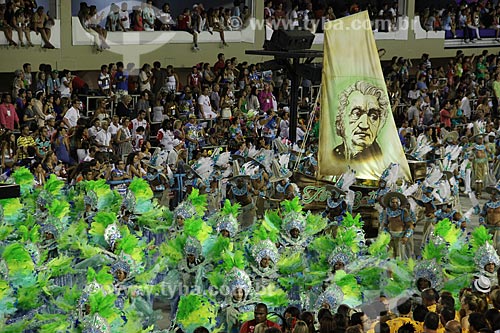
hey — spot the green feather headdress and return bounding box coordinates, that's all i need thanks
[221,199,241,218]
[88,290,121,324]
[368,232,391,258]
[89,211,118,247]
[187,188,208,216]
[305,212,328,237]
[0,278,16,318]
[262,210,282,234]
[0,198,24,224]
[277,248,305,275]
[47,199,71,224]
[342,212,364,229]
[43,175,65,197]
[12,167,34,195]
[281,197,302,214]
[17,224,40,244]
[471,226,493,252]
[422,241,447,263]
[252,224,279,244]
[257,283,288,307]
[434,219,461,244]
[184,217,212,244]
[175,294,217,333]
[221,250,246,272]
[2,243,35,276]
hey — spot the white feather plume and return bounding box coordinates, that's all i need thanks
[386,163,400,186]
[192,157,214,182]
[469,191,479,208]
[438,180,451,201]
[247,146,259,158]
[459,159,470,178]
[278,154,290,168]
[241,161,260,177]
[464,207,474,220]
[424,166,443,188]
[346,190,355,208]
[403,183,419,197]
[412,134,433,160]
[337,168,356,192]
[408,197,417,212]
[215,152,231,167]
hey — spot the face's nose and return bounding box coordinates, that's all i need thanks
[358,113,369,129]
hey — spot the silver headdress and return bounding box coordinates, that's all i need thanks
[252,240,279,265]
[283,211,306,234]
[184,236,202,258]
[103,223,121,249]
[79,281,105,307]
[110,259,131,276]
[414,259,444,290]
[225,267,252,297]
[215,214,239,238]
[40,223,59,238]
[328,245,355,267]
[315,284,344,313]
[475,243,500,271]
[84,191,98,208]
[82,313,110,333]
[174,201,197,220]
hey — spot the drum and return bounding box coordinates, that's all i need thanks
[222,107,232,119]
[408,160,427,181]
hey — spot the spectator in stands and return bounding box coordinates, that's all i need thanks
[0,5,18,47]
[151,61,166,98]
[105,3,122,32]
[1,130,17,170]
[63,99,81,129]
[130,110,149,137]
[164,65,180,93]
[135,90,151,121]
[97,65,111,96]
[209,7,228,48]
[187,66,203,93]
[11,69,24,99]
[116,94,132,119]
[0,93,19,131]
[46,70,60,95]
[139,63,153,93]
[157,3,175,31]
[119,2,130,31]
[23,63,33,90]
[17,124,36,161]
[10,6,33,47]
[178,8,199,51]
[213,53,226,75]
[23,97,36,130]
[32,6,54,49]
[198,86,218,120]
[142,0,155,31]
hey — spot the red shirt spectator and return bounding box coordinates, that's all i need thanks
[240,304,281,333]
[440,101,452,128]
[187,67,202,91]
[213,53,226,74]
[0,94,20,130]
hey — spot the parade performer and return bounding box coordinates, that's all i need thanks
[379,192,414,259]
[480,182,500,250]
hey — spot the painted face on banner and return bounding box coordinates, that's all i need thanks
[343,91,382,155]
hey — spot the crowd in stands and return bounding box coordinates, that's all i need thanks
[0,0,55,48]
[77,1,252,51]
[418,0,500,42]
[263,0,400,32]
[0,52,311,209]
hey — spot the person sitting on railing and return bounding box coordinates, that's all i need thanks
[178,7,199,52]
[105,3,122,32]
[142,0,155,32]
[157,3,175,31]
[32,6,55,49]
[119,2,130,31]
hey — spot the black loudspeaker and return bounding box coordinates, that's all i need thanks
[296,63,323,82]
[267,29,315,51]
[0,184,20,199]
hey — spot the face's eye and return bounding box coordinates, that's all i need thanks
[368,110,380,122]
